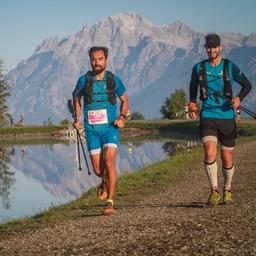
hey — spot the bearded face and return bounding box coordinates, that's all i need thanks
[205,45,222,61]
[90,50,107,75]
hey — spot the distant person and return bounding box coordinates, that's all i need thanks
[19,113,24,126]
[188,33,251,206]
[72,46,129,215]
[21,147,26,157]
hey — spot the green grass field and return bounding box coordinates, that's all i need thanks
[0,119,255,137]
[0,125,68,135]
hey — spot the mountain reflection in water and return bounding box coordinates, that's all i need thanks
[0,139,200,222]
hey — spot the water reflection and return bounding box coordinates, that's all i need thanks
[0,146,16,210]
[162,140,201,156]
[0,138,200,223]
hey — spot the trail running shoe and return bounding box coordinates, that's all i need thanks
[207,190,221,206]
[223,190,234,205]
[103,200,116,216]
[97,180,107,201]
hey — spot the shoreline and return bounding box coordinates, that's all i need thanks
[0,138,204,230]
[0,135,254,231]
[0,136,255,255]
[0,119,255,141]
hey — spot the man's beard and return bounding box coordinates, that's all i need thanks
[208,51,220,61]
[92,65,105,74]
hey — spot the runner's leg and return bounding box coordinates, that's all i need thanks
[104,146,118,200]
[203,138,218,190]
[86,131,107,200]
[219,119,236,193]
[221,148,234,191]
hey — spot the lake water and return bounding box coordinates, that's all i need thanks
[0,138,200,223]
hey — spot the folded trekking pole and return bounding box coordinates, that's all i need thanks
[67,99,91,175]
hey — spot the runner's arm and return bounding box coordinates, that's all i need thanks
[73,96,81,122]
[72,78,83,125]
[232,63,252,101]
[189,66,199,103]
[188,66,200,119]
[119,93,129,118]
[114,76,129,119]
[115,93,129,128]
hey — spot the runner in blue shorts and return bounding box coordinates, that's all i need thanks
[188,34,251,206]
[72,46,129,215]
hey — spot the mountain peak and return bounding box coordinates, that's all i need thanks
[110,11,151,22]
[104,11,154,28]
[35,37,59,53]
[164,20,193,33]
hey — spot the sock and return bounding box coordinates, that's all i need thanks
[204,160,218,191]
[106,199,114,206]
[222,165,234,191]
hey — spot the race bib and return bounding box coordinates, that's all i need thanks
[88,109,108,125]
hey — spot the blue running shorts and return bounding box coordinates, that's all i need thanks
[85,126,119,155]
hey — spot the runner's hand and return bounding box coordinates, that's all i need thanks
[187,102,199,120]
[232,96,241,112]
[115,115,125,128]
[73,119,81,129]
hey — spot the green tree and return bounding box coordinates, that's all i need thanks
[0,61,11,127]
[47,117,53,125]
[60,119,70,125]
[160,89,187,119]
[131,111,145,120]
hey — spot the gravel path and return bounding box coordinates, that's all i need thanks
[0,140,255,256]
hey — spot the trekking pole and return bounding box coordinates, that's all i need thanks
[76,127,91,175]
[67,99,91,175]
[76,129,82,171]
[239,106,256,119]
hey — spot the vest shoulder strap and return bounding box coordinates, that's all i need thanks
[106,71,117,105]
[199,60,208,101]
[222,58,232,101]
[223,58,230,80]
[84,71,94,104]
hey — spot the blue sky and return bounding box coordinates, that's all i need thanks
[1,0,256,71]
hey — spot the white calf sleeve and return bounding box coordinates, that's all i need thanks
[222,165,234,191]
[204,160,218,191]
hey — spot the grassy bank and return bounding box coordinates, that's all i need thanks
[0,125,68,135]
[0,138,69,147]
[126,119,198,131]
[0,119,255,138]
[126,119,256,136]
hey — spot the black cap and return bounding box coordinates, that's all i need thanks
[204,33,221,48]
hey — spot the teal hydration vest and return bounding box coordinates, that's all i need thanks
[84,71,117,105]
[198,58,233,102]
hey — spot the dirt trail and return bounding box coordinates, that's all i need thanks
[0,140,255,256]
